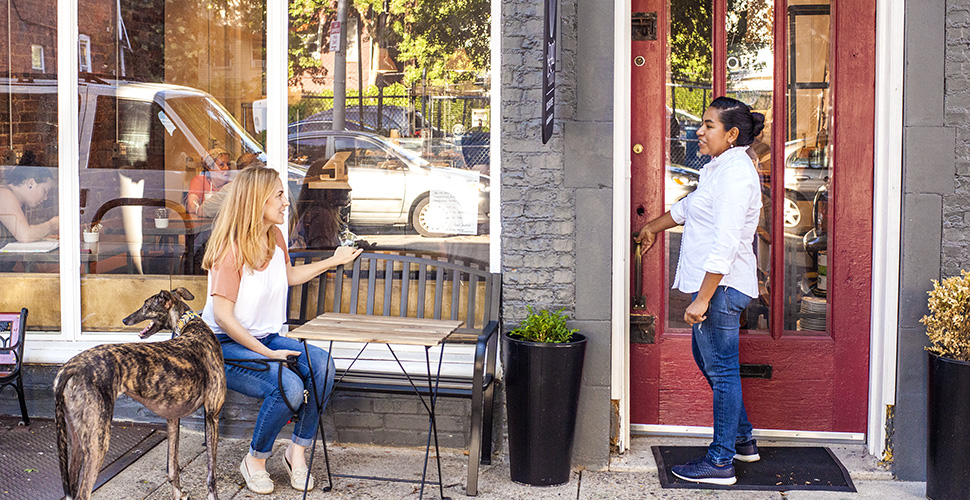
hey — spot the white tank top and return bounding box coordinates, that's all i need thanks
[203,245,288,339]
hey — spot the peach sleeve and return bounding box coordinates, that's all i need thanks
[208,249,242,302]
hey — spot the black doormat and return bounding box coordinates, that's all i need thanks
[652,445,856,492]
[0,416,166,500]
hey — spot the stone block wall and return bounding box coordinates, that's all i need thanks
[944,0,970,275]
[894,0,959,481]
[501,0,613,470]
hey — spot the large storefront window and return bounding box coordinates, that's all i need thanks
[0,0,60,330]
[287,1,491,266]
[76,0,266,332]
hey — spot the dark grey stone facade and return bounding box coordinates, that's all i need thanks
[500,0,613,469]
[895,0,959,481]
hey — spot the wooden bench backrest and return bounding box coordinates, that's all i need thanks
[288,252,500,335]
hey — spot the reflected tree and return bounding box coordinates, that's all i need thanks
[289,0,490,86]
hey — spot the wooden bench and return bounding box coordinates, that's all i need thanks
[286,251,501,496]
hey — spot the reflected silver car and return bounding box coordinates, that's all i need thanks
[288,130,489,237]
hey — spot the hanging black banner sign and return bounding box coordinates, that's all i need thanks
[542,0,557,144]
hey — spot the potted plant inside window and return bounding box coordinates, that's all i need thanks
[503,306,586,486]
[922,270,970,500]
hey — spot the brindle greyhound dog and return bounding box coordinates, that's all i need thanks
[54,287,226,500]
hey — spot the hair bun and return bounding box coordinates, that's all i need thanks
[751,112,766,137]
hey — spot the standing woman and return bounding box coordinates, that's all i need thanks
[200,166,362,494]
[635,97,765,485]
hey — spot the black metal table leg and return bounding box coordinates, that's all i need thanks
[301,339,335,500]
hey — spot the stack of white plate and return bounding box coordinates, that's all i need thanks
[796,295,827,331]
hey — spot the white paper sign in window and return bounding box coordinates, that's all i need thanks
[429,184,478,236]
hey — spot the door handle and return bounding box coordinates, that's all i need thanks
[633,240,646,308]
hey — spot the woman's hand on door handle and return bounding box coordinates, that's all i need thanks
[634,228,656,254]
[635,211,678,255]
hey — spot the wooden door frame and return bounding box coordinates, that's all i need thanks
[611,0,903,457]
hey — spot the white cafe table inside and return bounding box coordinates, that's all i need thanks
[284,311,463,500]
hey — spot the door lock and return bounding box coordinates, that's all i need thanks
[633,143,643,154]
[634,56,645,67]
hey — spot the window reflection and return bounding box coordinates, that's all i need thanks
[0,0,60,329]
[667,0,713,329]
[726,0,773,332]
[77,0,266,332]
[786,0,830,332]
[288,1,491,264]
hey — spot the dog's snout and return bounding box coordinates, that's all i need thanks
[122,313,138,326]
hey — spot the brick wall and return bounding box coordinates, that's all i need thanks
[501,0,577,326]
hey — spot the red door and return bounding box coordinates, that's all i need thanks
[630,0,874,433]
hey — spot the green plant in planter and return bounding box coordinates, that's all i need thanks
[922,270,970,362]
[508,306,578,343]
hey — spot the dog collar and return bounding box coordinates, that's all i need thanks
[174,310,201,336]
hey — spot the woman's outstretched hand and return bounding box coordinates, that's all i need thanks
[332,246,363,266]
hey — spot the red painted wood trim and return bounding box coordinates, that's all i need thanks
[770,0,787,340]
[629,0,669,424]
[713,0,727,97]
[830,0,874,433]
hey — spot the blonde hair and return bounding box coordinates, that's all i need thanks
[201,166,280,272]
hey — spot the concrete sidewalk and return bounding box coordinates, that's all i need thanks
[90,432,926,499]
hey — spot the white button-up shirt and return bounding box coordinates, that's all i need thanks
[669,146,762,298]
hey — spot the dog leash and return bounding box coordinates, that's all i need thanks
[223,355,308,420]
[173,311,309,419]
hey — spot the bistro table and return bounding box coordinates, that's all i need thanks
[0,244,118,273]
[285,312,463,500]
[142,218,212,274]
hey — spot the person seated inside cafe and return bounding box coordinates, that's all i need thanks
[186,147,232,216]
[0,164,59,270]
[194,153,265,219]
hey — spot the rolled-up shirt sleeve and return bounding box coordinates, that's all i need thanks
[670,194,690,225]
[702,171,754,275]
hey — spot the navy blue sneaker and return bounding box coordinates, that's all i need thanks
[734,438,761,463]
[671,456,737,485]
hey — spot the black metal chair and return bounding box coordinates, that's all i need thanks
[0,308,30,425]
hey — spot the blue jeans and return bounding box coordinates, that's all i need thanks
[220,333,335,458]
[691,286,754,466]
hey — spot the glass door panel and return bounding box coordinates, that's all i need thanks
[726,0,773,332]
[666,0,713,330]
[784,0,830,332]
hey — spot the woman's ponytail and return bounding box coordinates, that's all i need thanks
[709,96,764,146]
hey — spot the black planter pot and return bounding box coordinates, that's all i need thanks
[503,332,587,486]
[927,352,970,500]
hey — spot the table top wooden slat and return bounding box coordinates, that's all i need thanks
[286,312,463,347]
